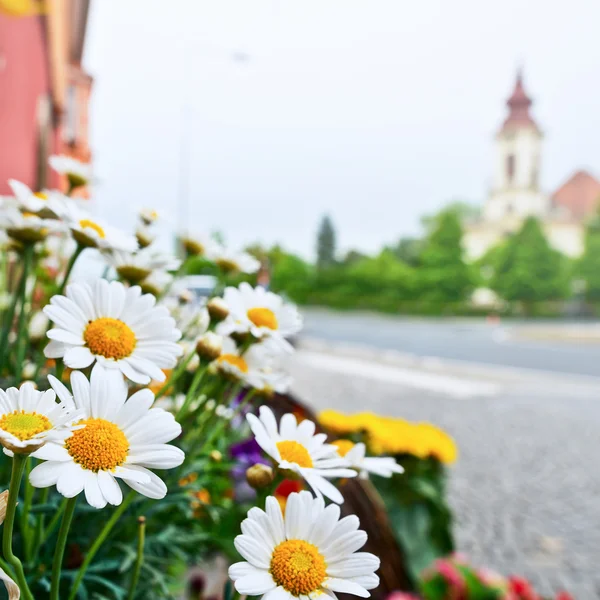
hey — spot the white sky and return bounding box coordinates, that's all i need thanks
[84,0,600,260]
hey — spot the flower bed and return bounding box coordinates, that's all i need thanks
[0,158,574,599]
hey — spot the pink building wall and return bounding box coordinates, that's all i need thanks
[0,14,51,194]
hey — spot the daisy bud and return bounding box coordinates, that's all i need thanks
[136,226,154,249]
[196,332,222,361]
[207,297,229,322]
[209,450,222,462]
[246,464,274,490]
[22,362,36,380]
[186,353,200,372]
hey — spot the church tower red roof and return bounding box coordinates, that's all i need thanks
[500,70,540,133]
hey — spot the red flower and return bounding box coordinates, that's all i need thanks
[508,576,539,600]
[275,479,303,498]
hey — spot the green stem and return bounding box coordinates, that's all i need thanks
[2,455,34,600]
[154,350,196,401]
[202,387,255,453]
[30,488,50,564]
[175,366,206,421]
[38,497,67,548]
[13,246,35,382]
[58,244,84,296]
[67,491,136,600]
[20,458,33,561]
[0,249,31,372]
[50,496,77,600]
[126,516,146,600]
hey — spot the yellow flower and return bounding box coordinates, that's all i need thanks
[319,410,458,464]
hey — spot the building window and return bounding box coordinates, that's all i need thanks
[506,154,515,183]
[65,85,77,144]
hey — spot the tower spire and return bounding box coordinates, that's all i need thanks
[500,69,538,132]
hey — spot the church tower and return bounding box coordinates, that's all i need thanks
[483,70,547,221]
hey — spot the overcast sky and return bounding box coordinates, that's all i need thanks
[84,0,600,260]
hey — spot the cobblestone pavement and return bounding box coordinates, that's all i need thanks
[288,350,600,598]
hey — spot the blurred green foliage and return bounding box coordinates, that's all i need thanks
[260,207,586,317]
[490,217,569,313]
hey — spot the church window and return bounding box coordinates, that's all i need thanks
[506,154,515,183]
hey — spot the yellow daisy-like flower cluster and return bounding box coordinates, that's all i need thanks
[319,410,458,464]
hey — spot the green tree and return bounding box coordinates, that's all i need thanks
[421,201,480,234]
[418,209,472,303]
[270,251,313,303]
[577,209,600,301]
[491,217,568,310]
[389,237,423,267]
[316,215,336,269]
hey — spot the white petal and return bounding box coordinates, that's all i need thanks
[64,346,95,369]
[234,535,272,569]
[84,471,107,509]
[32,443,71,462]
[44,340,66,359]
[122,465,167,499]
[235,571,276,596]
[324,578,370,598]
[97,471,123,505]
[127,445,185,469]
[47,329,84,345]
[29,461,65,488]
[56,462,86,498]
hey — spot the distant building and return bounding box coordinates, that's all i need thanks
[464,71,600,260]
[0,0,92,194]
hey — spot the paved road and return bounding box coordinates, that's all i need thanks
[289,349,600,598]
[301,309,600,378]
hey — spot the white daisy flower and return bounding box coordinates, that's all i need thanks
[29,368,185,509]
[229,490,380,600]
[213,247,260,274]
[50,200,137,251]
[48,154,91,189]
[43,279,183,384]
[29,310,50,341]
[136,224,155,248]
[0,205,58,243]
[105,248,181,284]
[139,207,160,226]
[0,381,78,454]
[180,232,221,258]
[140,270,173,297]
[7,179,55,213]
[212,337,265,389]
[331,440,404,480]
[247,407,356,504]
[217,283,302,351]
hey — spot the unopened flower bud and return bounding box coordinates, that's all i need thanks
[196,332,222,361]
[210,450,222,462]
[136,226,154,248]
[246,464,274,490]
[207,297,229,322]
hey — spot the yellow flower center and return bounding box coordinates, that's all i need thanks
[78,219,105,239]
[270,539,327,596]
[22,212,37,219]
[276,441,313,468]
[65,418,129,472]
[217,354,248,373]
[215,258,238,273]
[34,191,48,200]
[83,317,136,360]
[182,239,205,256]
[0,411,52,441]
[247,307,278,330]
[331,439,355,457]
